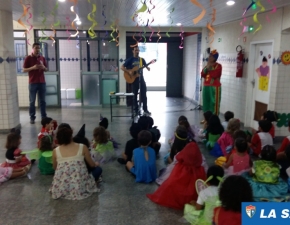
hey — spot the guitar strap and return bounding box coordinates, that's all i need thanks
[139,57,143,68]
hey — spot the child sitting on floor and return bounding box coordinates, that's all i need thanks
[91,126,115,163]
[223,138,251,176]
[1,130,31,171]
[99,115,120,148]
[38,135,55,175]
[277,121,290,154]
[38,117,58,148]
[126,130,157,183]
[249,120,273,157]
[198,111,213,139]
[0,166,29,184]
[221,111,234,130]
[205,115,224,150]
[212,175,253,225]
[261,110,278,139]
[211,118,240,157]
[183,165,224,225]
[117,123,141,164]
[147,117,162,155]
[243,145,289,202]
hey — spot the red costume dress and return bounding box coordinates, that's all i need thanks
[212,207,241,225]
[147,142,206,210]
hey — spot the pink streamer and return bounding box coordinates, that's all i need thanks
[66,16,71,41]
[266,0,277,22]
[179,25,184,49]
[25,4,33,46]
[148,0,155,41]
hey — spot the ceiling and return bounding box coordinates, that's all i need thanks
[1,0,290,28]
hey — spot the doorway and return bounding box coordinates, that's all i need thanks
[246,41,273,129]
[138,43,167,91]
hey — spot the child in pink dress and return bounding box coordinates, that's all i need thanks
[223,138,251,176]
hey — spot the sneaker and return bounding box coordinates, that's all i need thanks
[143,110,151,116]
[30,120,35,124]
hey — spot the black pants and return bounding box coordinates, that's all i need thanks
[132,78,148,112]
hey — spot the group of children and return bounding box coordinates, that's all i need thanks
[2,109,290,224]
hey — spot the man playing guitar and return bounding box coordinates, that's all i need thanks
[121,46,151,116]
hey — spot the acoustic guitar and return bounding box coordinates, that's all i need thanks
[124,59,157,84]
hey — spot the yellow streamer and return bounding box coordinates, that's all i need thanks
[207,7,216,47]
[131,3,148,19]
[190,0,206,25]
[115,20,120,47]
[253,0,265,34]
[87,0,98,38]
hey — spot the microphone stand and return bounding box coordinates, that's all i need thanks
[193,77,203,110]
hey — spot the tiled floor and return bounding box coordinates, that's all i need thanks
[0,92,224,225]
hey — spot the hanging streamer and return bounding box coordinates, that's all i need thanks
[157,26,161,43]
[266,0,277,22]
[207,6,216,47]
[115,20,120,46]
[39,12,49,42]
[102,5,107,29]
[190,0,206,25]
[142,26,147,43]
[131,2,148,19]
[130,32,139,48]
[243,0,256,16]
[50,1,60,46]
[239,16,247,37]
[179,25,184,49]
[87,0,98,38]
[66,16,71,41]
[17,0,28,31]
[253,0,265,34]
[166,8,175,37]
[148,0,155,41]
[70,6,80,37]
[109,22,116,42]
[25,4,33,46]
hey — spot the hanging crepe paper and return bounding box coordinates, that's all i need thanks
[179,25,184,49]
[243,0,256,16]
[142,26,147,43]
[131,1,148,19]
[17,0,28,31]
[109,22,116,42]
[39,12,49,42]
[166,8,175,38]
[266,0,277,22]
[50,1,60,46]
[253,0,265,34]
[115,19,120,46]
[239,16,247,37]
[207,6,216,47]
[102,5,107,30]
[190,0,206,25]
[148,0,155,41]
[66,16,71,41]
[157,26,161,43]
[25,4,33,46]
[130,32,139,48]
[70,6,80,37]
[87,0,98,39]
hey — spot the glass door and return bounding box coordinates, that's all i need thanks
[80,39,101,106]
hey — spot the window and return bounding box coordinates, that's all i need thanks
[14,31,27,74]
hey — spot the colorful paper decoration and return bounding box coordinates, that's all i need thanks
[130,32,139,48]
[17,0,28,31]
[190,0,206,24]
[281,51,290,65]
[87,0,98,38]
[25,4,33,46]
[243,0,256,16]
[166,8,175,37]
[253,0,265,34]
[207,3,216,47]
[179,25,184,49]
[148,0,155,41]
[157,26,161,43]
[39,12,49,42]
[70,0,80,37]
[266,0,277,22]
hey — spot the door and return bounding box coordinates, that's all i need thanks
[166,42,183,97]
[250,43,273,129]
[80,40,101,106]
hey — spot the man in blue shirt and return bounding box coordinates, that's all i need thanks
[121,46,151,116]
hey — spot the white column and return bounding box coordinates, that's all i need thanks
[0,10,20,131]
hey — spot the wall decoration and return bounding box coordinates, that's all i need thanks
[70,0,80,37]
[148,0,156,41]
[166,7,175,37]
[190,0,206,25]
[17,0,28,31]
[25,3,33,46]
[277,113,290,128]
[266,0,277,22]
[87,0,98,39]
[206,1,216,47]
[39,12,49,42]
[281,51,290,65]
[253,0,265,34]
[255,56,270,91]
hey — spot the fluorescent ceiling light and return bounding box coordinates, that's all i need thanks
[58,0,66,2]
[76,20,82,25]
[226,1,235,6]
[176,23,182,26]
[83,31,86,33]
